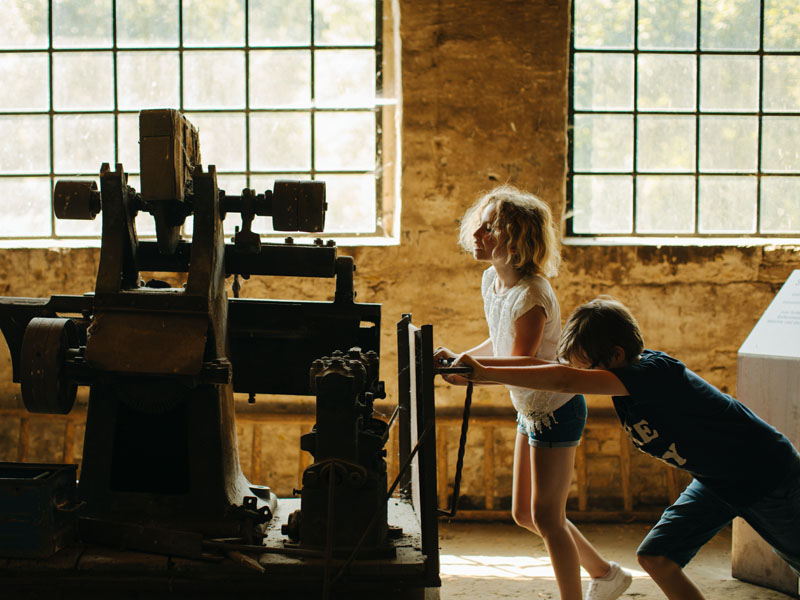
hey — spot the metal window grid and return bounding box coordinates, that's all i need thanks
[567,0,800,239]
[0,0,384,241]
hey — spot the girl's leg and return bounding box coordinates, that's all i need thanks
[511,431,535,531]
[530,444,583,600]
[568,521,612,577]
[512,432,611,579]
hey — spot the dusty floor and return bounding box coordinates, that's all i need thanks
[438,521,795,599]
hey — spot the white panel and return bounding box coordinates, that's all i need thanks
[733,270,800,595]
[739,270,800,359]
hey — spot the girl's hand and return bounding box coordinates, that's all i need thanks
[434,346,458,365]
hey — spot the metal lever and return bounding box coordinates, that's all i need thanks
[436,381,472,518]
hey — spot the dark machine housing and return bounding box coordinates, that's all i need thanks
[0,110,442,599]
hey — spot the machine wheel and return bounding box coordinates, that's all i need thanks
[20,317,79,414]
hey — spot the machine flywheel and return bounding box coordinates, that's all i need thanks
[20,317,79,414]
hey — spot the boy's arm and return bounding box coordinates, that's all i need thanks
[472,355,556,367]
[455,353,629,395]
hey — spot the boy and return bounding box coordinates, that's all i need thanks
[454,297,800,600]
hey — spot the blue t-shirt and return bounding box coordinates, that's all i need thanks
[610,349,797,505]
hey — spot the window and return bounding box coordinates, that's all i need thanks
[0,0,399,244]
[569,0,800,240]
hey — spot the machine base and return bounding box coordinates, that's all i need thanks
[0,498,434,599]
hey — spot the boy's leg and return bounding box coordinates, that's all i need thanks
[738,454,800,576]
[636,555,705,600]
[637,479,735,600]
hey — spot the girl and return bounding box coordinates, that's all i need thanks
[435,186,631,600]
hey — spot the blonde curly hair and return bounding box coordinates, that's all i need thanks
[458,185,561,278]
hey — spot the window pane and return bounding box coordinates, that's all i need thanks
[574,0,634,49]
[637,115,696,172]
[183,0,245,47]
[315,50,375,108]
[700,55,759,112]
[53,115,115,174]
[323,174,376,233]
[0,53,49,111]
[764,0,800,51]
[636,176,696,233]
[763,56,800,113]
[762,117,800,173]
[573,114,633,172]
[573,53,634,111]
[250,50,310,107]
[117,51,180,110]
[249,0,310,46]
[638,0,697,50]
[700,116,758,172]
[701,0,760,50]
[184,113,246,172]
[118,114,140,173]
[1,0,47,49]
[698,176,757,233]
[184,51,246,109]
[760,177,800,233]
[117,0,179,48]
[315,0,374,46]
[572,175,633,233]
[249,113,311,171]
[637,54,696,111]
[315,112,375,171]
[53,0,112,48]
[0,116,50,173]
[53,52,115,110]
[0,177,52,237]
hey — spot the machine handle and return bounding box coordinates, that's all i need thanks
[436,382,472,518]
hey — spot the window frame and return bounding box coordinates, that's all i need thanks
[567,0,800,243]
[0,0,395,245]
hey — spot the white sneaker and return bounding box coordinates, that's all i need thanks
[585,561,632,600]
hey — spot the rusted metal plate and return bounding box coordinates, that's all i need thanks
[78,517,203,559]
[84,312,207,375]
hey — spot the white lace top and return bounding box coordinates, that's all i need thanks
[481,266,574,432]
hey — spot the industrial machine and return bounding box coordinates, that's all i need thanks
[0,110,442,599]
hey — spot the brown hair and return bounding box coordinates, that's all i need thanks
[557,297,644,368]
[458,185,561,277]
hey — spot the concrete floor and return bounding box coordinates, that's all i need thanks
[438,521,796,599]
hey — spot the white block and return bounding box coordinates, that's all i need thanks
[734,269,800,597]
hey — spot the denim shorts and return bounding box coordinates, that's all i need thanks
[637,451,800,575]
[517,394,587,448]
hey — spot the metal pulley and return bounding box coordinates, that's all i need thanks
[20,317,80,414]
[54,180,101,220]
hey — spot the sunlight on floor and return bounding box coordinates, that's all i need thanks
[440,553,648,580]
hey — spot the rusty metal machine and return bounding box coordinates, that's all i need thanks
[0,109,444,598]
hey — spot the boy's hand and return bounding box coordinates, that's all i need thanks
[441,373,470,385]
[435,347,473,385]
[453,352,485,382]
